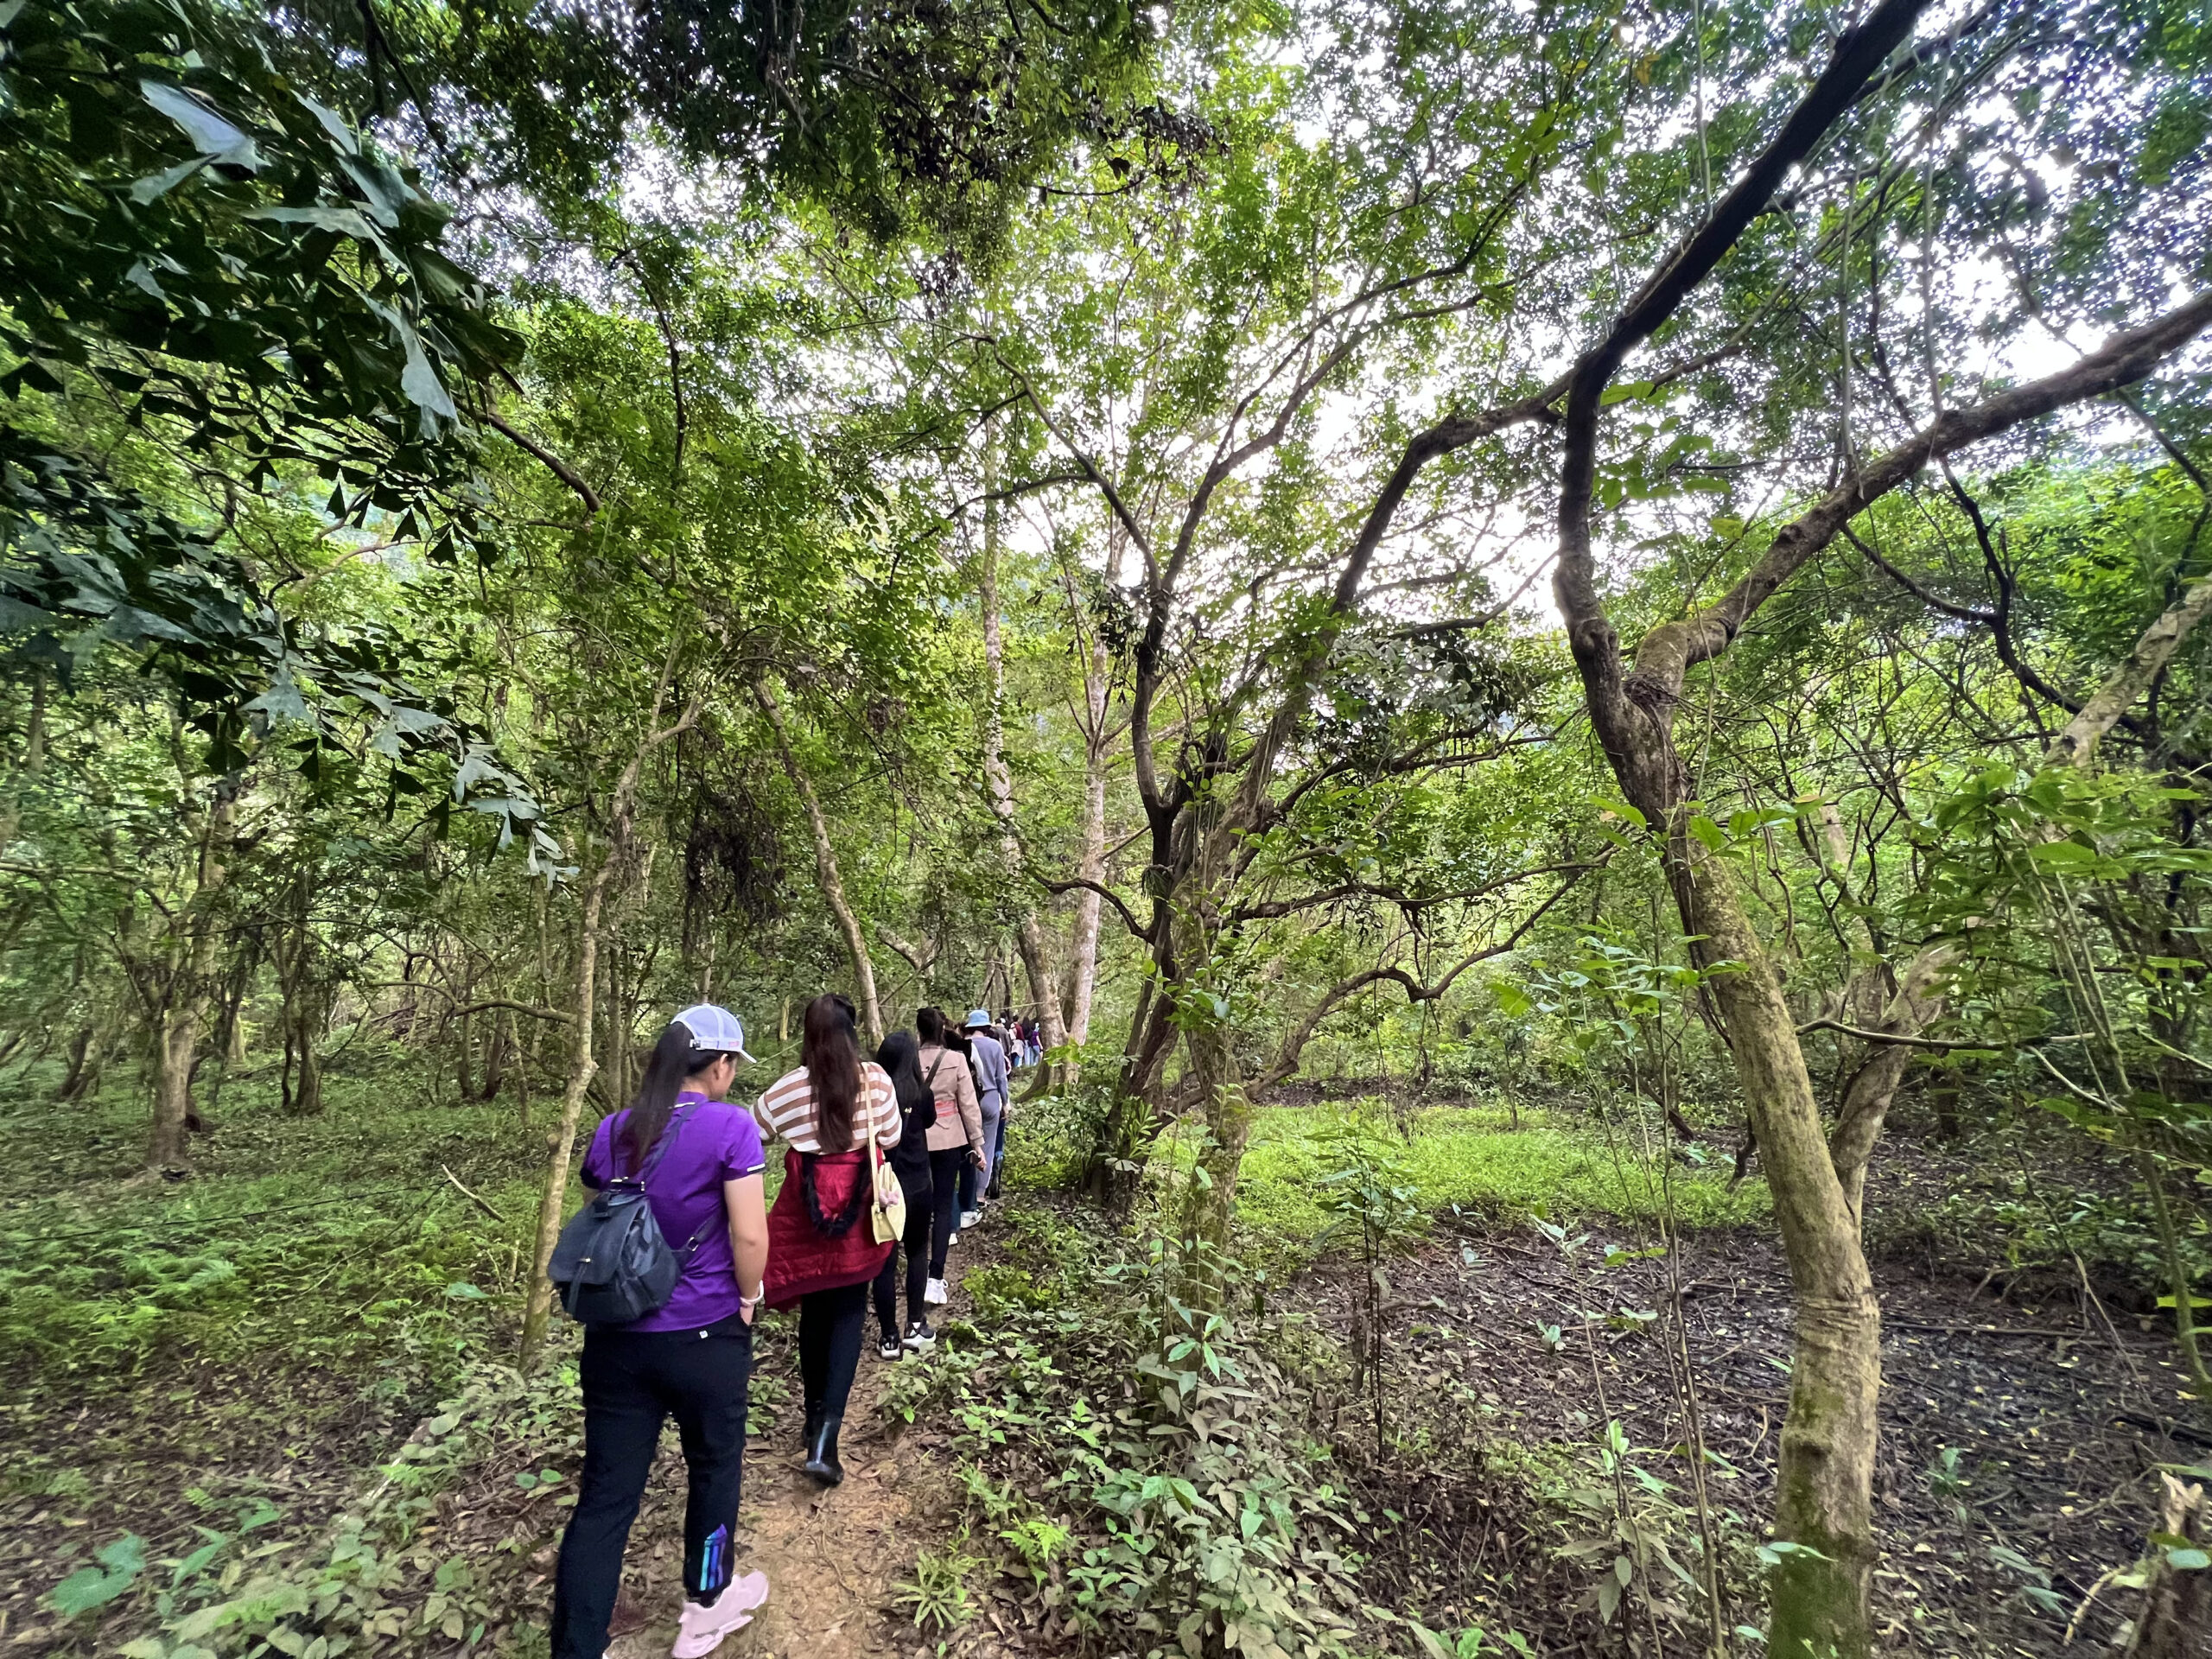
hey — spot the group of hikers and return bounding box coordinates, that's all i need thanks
[1001,1008,1046,1067]
[546,995,1022,1659]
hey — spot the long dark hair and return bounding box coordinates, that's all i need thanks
[624,1022,732,1168]
[916,1005,949,1046]
[801,992,863,1152]
[876,1029,933,1130]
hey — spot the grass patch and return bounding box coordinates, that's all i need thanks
[1223,1097,1769,1264]
[0,1058,547,1391]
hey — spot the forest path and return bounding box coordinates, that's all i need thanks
[603,1255,982,1659]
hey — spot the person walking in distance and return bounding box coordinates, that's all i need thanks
[957,1009,1007,1230]
[870,1028,939,1358]
[753,994,900,1486]
[914,1007,984,1308]
[550,1006,771,1659]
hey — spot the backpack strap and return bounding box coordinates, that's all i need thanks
[609,1103,695,1185]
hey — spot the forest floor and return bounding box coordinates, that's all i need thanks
[0,1060,980,1659]
[1295,1159,2211,1656]
[5,1064,2208,1657]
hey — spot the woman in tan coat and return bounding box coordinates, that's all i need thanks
[914,1006,985,1308]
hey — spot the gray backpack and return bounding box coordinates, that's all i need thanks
[549,1106,710,1325]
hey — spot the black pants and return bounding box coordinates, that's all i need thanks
[874,1160,933,1337]
[926,1145,966,1278]
[550,1318,752,1659]
[798,1280,869,1421]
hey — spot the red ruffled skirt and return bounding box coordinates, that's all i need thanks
[763,1147,894,1311]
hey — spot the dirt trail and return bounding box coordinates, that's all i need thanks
[604,1261,979,1659]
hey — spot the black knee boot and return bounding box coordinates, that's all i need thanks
[802,1413,844,1486]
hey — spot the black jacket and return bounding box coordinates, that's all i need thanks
[874,1034,938,1179]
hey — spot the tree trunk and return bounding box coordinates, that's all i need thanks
[754,672,883,1046]
[518,842,613,1370]
[1085,972,1173,1210]
[59,1024,99,1102]
[1181,1015,1255,1293]
[0,664,46,853]
[519,669,702,1370]
[1060,510,1125,1063]
[271,875,327,1116]
[2123,1475,2208,1657]
[456,995,475,1103]
[1827,944,1953,1226]
[975,443,1070,1077]
[481,1006,511,1101]
[149,1001,202,1166]
[146,785,236,1171]
[292,1007,324,1118]
[1669,831,1879,1659]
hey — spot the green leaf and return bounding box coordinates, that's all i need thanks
[49,1534,145,1616]
[140,81,257,167]
[2028,839,2096,868]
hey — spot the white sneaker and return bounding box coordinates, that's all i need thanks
[948,1229,960,1248]
[924,1276,948,1305]
[672,1571,768,1657]
[959,1209,982,1229]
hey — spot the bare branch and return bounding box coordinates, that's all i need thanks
[1794,1016,1990,1052]
[1039,875,1146,941]
[1627,291,2212,713]
[482,410,601,519]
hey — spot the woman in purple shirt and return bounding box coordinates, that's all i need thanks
[550,1004,772,1659]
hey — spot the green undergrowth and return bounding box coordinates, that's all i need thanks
[0,1052,550,1395]
[1205,1097,1769,1268]
[888,1202,1378,1659]
[99,1355,585,1659]
[0,1048,609,1656]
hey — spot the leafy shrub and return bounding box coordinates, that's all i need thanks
[1001,1081,1111,1191]
[963,1264,1056,1319]
[893,1539,982,1632]
[1903,1175,2212,1307]
[892,1210,1366,1658]
[112,1358,581,1659]
[0,1071,541,1389]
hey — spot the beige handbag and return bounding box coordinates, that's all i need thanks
[866,1072,907,1244]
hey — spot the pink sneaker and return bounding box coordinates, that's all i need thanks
[671,1571,768,1657]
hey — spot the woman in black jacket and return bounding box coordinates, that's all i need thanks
[870,1028,941,1358]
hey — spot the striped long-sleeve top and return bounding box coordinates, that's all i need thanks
[751,1061,902,1154]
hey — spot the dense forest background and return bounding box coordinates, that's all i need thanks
[3,0,2210,1655]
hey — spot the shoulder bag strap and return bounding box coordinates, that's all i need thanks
[637,1103,694,1182]
[607,1103,692,1185]
[865,1068,882,1176]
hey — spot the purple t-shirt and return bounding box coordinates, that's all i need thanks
[582,1090,766,1332]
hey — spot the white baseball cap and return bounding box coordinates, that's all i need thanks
[672,1004,757,1064]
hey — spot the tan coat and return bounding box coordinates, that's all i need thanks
[916,1043,983,1154]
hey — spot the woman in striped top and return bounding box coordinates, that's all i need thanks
[751,993,900,1485]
